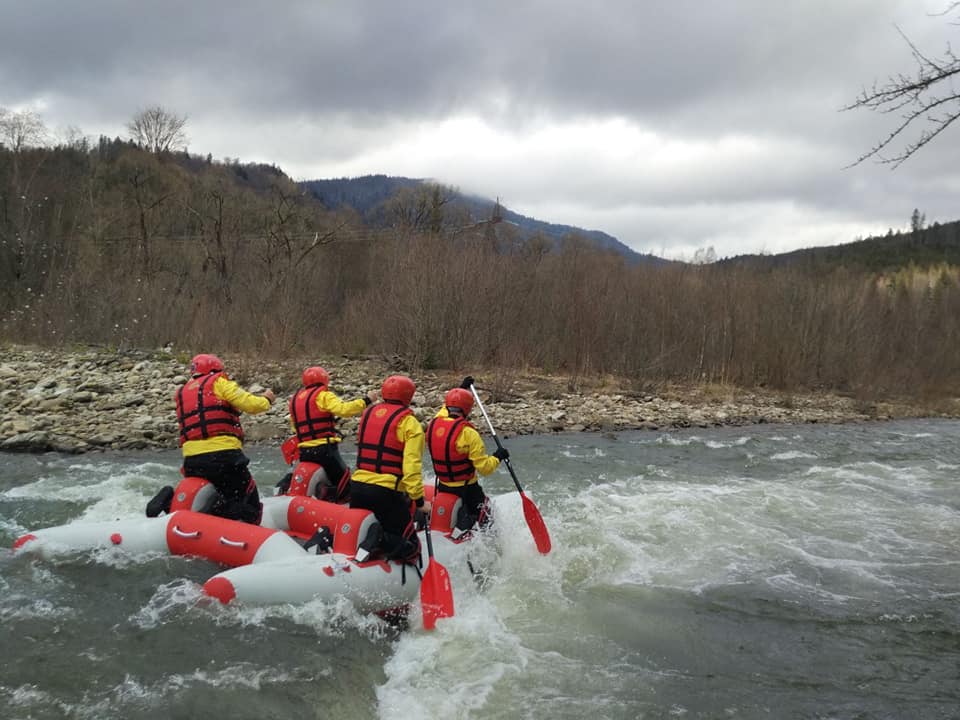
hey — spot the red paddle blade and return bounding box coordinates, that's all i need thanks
[420,560,454,630]
[521,492,552,555]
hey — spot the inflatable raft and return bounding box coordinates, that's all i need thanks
[12,475,487,615]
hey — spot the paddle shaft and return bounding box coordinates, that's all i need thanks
[469,383,525,494]
[469,382,553,554]
[423,510,436,558]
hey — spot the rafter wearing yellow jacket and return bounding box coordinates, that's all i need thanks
[175,353,275,524]
[426,377,507,537]
[350,375,430,563]
[288,365,374,502]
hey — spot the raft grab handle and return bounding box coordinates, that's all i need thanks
[218,537,248,549]
[171,526,201,539]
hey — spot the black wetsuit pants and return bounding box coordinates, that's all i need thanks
[438,481,492,530]
[348,480,420,561]
[299,443,351,502]
[182,449,262,524]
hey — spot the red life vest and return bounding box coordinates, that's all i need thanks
[175,372,243,445]
[426,415,476,486]
[355,401,411,482]
[289,386,337,443]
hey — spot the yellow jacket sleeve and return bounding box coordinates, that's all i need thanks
[316,390,367,418]
[397,414,425,501]
[214,376,271,414]
[456,424,500,476]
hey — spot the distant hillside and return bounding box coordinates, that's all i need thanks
[300,174,665,264]
[722,220,960,273]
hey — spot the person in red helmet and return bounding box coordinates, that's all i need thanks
[288,365,376,502]
[174,353,276,524]
[350,374,430,563]
[427,376,508,538]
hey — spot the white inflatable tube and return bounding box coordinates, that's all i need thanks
[13,514,173,558]
[13,491,527,613]
[13,510,307,566]
[202,493,524,608]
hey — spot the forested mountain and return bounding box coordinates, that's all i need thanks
[722,220,960,273]
[301,175,663,264]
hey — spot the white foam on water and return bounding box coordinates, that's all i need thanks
[705,436,752,449]
[374,488,594,718]
[0,515,28,539]
[131,576,399,643]
[770,450,818,461]
[2,683,70,715]
[656,434,696,446]
[5,683,52,706]
[804,464,876,482]
[68,664,308,720]
[129,578,207,629]
[0,594,71,623]
[378,591,527,719]
[216,593,396,642]
[3,461,176,521]
[534,448,960,615]
[559,445,608,458]
[88,545,172,570]
[0,561,74,621]
[655,433,754,449]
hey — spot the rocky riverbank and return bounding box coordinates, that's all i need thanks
[0,344,953,454]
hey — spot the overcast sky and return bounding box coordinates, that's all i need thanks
[2,0,958,259]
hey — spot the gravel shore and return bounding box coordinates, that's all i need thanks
[0,344,951,454]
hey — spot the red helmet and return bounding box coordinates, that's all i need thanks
[190,353,224,376]
[444,388,474,416]
[381,375,415,405]
[302,366,330,388]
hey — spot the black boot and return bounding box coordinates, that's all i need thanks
[145,486,174,517]
[303,526,334,554]
[355,522,384,563]
[451,505,478,540]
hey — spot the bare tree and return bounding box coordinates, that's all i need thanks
[0,107,48,151]
[846,3,960,166]
[383,182,458,234]
[126,105,188,153]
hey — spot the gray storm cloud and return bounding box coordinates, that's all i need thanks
[1,0,957,257]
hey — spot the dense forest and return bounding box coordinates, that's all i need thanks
[725,218,960,274]
[2,121,960,401]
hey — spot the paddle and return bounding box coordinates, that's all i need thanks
[419,497,454,630]
[469,383,552,555]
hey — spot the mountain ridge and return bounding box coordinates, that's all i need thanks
[719,219,960,274]
[299,174,668,264]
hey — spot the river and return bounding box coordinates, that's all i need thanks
[1,419,958,720]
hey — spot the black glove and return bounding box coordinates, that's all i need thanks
[493,446,510,461]
[275,472,292,495]
[459,375,475,389]
[414,509,429,530]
